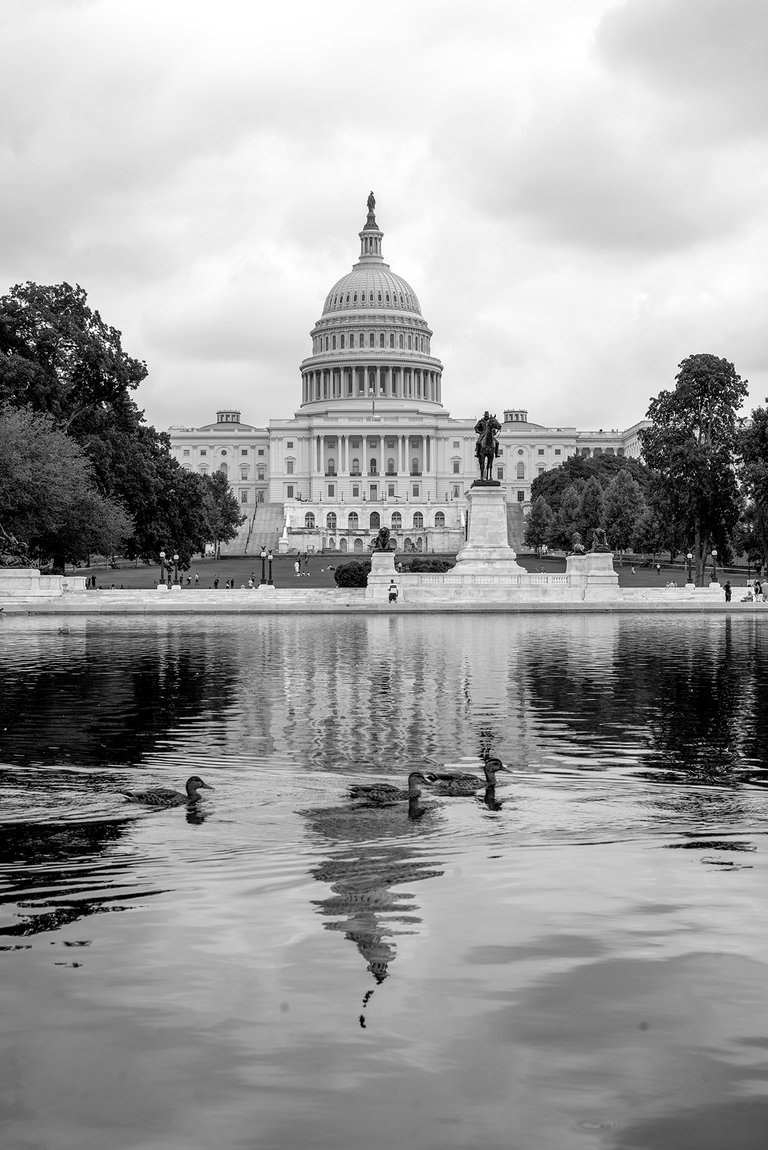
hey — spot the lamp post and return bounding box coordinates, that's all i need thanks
[159,550,166,583]
[686,551,693,584]
[260,547,267,585]
[711,548,718,583]
[173,553,180,585]
[267,550,274,585]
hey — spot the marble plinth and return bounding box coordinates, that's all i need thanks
[453,483,526,574]
[565,551,620,599]
[366,550,398,601]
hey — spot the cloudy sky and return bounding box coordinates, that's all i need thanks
[2,0,767,435]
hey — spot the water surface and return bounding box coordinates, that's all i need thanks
[1,614,768,1149]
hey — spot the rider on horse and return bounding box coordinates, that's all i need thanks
[474,411,501,460]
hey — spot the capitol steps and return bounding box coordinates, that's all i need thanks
[506,501,527,552]
[224,503,285,556]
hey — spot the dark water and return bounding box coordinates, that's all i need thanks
[1,613,768,1150]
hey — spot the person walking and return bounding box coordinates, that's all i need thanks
[194,572,199,586]
[213,575,219,589]
[724,581,731,603]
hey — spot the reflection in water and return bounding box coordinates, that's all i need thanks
[301,797,444,1021]
[2,615,768,1148]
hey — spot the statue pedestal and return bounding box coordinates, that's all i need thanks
[366,551,398,601]
[453,483,525,574]
[566,552,620,598]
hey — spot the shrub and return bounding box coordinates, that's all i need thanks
[333,560,371,588]
[404,557,455,573]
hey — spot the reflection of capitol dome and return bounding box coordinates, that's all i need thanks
[300,193,443,414]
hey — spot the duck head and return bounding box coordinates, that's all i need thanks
[407,771,435,797]
[185,775,215,799]
[483,758,509,781]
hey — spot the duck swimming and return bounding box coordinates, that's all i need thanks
[429,758,509,796]
[118,775,215,807]
[349,770,434,806]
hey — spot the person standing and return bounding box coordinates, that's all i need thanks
[724,581,731,603]
[194,572,199,586]
[294,559,300,577]
[388,580,398,604]
[213,575,219,589]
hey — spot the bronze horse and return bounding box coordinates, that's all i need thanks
[475,420,497,482]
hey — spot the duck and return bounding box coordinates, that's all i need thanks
[429,757,509,796]
[118,775,215,807]
[349,770,434,806]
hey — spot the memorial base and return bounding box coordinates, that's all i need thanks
[565,552,620,599]
[366,551,398,601]
[453,483,525,574]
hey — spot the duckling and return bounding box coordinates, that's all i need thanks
[349,770,434,806]
[429,757,509,796]
[118,775,215,807]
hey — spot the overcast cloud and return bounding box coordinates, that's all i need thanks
[1,0,766,434]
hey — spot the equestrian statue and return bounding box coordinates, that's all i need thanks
[474,411,502,482]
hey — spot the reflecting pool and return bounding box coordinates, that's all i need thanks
[1,613,768,1150]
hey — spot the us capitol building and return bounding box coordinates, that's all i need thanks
[169,195,647,555]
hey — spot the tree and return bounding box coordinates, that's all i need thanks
[604,470,646,560]
[639,353,747,585]
[737,403,768,569]
[577,476,605,541]
[550,484,581,551]
[201,470,244,559]
[0,402,132,566]
[0,281,231,563]
[524,496,555,553]
[333,560,370,587]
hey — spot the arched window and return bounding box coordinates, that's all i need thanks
[348,511,359,529]
[408,335,412,349]
[516,462,525,479]
[257,466,266,480]
[391,511,402,530]
[369,332,375,347]
[219,463,228,476]
[351,458,360,475]
[411,458,419,474]
[340,334,345,349]
[435,511,445,527]
[413,512,424,529]
[369,459,377,475]
[326,512,337,531]
[390,334,395,348]
[304,512,315,529]
[327,457,336,475]
[387,458,395,474]
[240,467,248,480]
[379,333,385,347]
[399,334,404,348]
[370,512,380,529]
[199,465,208,475]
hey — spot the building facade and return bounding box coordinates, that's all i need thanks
[169,196,647,555]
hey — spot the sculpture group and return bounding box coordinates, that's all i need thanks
[474,411,501,482]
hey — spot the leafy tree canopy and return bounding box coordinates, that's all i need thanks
[639,353,746,583]
[0,402,132,566]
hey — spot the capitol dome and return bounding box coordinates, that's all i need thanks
[299,194,443,414]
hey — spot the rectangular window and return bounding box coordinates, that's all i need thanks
[240,468,248,480]
[555,449,561,456]
[287,441,293,449]
[370,484,378,500]
[386,438,396,448]
[412,484,420,498]
[517,490,525,502]
[496,466,504,480]
[200,449,207,456]
[388,484,395,497]
[287,485,294,498]
[258,449,264,456]
[351,438,361,448]
[327,484,335,497]
[452,460,460,474]
[286,460,294,474]
[241,448,248,456]
[453,441,460,449]
[240,490,248,503]
[538,448,544,455]
[352,484,360,498]
[452,484,460,499]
